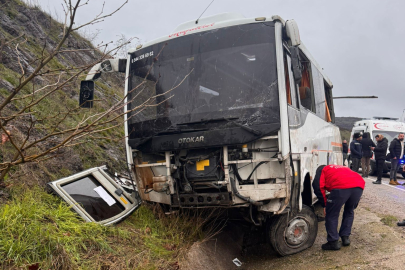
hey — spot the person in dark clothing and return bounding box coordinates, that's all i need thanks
[313,165,365,250]
[342,140,348,166]
[350,133,362,173]
[371,134,388,184]
[388,133,405,185]
[360,132,376,178]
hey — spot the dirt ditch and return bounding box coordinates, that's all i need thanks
[181,180,405,270]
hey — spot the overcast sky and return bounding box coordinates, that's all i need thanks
[35,0,405,119]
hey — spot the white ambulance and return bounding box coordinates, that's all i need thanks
[349,117,405,177]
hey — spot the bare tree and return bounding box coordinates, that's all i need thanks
[0,0,193,185]
[0,0,135,183]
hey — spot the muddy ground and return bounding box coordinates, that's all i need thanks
[183,172,405,270]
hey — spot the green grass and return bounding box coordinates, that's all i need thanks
[0,186,114,269]
[0,186,205,269]
[340,128,351,141]
[380,215,398,227]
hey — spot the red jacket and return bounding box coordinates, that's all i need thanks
[312,165,365,207]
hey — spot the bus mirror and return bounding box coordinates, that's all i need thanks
[79,80,94,108]
[100,59,127,73]
[101,60,113,72]
[290,47,302,84]
[285,20,301,46]
[85,59,127,81]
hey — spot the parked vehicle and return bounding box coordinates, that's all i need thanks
[49,13,341,256]
[348,117,405,177]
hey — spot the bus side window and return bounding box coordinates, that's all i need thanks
[311,65,328,120]
[324,83,334,123]
[299,62,315,113]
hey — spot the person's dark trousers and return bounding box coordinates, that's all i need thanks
[352,158,361,172]
[325,188,363,242]
[390,159,399,181]
[376,159,384,181]
[361,157,371,177]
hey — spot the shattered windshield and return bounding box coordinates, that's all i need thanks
[127,22,279,139]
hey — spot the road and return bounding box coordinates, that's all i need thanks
[240,172,405,270]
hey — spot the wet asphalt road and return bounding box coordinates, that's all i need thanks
[362,172,405,219]
[240,171,405,270]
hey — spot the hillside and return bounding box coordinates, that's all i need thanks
[335,117,361,131]
[335,117,361,141]
[0,0,127,187]
[0,1,201,269]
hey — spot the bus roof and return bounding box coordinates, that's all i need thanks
[127,13,333,87]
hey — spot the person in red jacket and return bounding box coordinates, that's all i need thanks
[312,165,365,250]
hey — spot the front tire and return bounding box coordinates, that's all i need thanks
[266,205,318,256]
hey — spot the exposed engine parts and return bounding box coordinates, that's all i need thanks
[135,140,281,207]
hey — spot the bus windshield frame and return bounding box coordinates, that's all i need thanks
[127,22,280,148]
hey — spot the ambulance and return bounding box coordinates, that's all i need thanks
[349,117,405,177]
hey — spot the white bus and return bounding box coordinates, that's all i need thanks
[349,117,405,177]
[50,13,342,256]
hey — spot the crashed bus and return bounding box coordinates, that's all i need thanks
[49,13,342,256]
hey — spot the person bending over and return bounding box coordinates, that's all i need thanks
[313,165,365,250]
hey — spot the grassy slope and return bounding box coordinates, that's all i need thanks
[0,1,202,269]
[0,187,203,269]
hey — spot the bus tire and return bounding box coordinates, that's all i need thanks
[267,205,318,256]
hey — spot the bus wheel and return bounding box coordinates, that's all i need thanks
[266,205,318,256]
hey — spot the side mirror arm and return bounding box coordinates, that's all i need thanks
[85,59,127,81]
[80,59,127,108]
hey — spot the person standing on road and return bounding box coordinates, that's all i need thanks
[342,140,348,166]
[388,133,405,185]
[360,132,376,178]
[350,133,362,173]
[313,165,365,251]
[371,134,388,184]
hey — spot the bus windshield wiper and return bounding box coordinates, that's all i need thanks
[178,117,262,136]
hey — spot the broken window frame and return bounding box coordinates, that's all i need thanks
[47,166,141,225]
